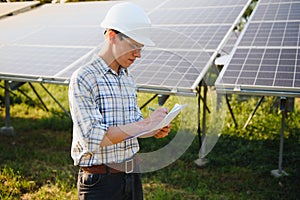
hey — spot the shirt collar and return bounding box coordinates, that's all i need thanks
[119,67,128,76]
[96,57,128,76]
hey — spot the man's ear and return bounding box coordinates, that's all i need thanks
[107,30,117,43]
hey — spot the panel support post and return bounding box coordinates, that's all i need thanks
[1,80,14,136]
[40,83,71,118]
[197,81,202,148]
[201,82,208,154]
[271,96,288,177]
[158,94,169,106]
[225,94,238,128]
[243,96,264,129]
[139,94,158,110]
[194,81,209,167]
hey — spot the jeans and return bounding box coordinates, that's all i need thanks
[77,169,143,200]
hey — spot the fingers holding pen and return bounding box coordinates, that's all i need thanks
[143,107,170,137]
[149,107,168,118]
[156,107,168,115]
[147,109,164,121]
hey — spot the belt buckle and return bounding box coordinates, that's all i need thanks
[125,159,134,173]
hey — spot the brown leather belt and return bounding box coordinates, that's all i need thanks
[81,159,134,174]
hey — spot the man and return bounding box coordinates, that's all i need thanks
[68,2,171,199]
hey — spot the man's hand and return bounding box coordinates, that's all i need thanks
[154,124,171,139]
[144,107,168,128]
[137,107,171,139]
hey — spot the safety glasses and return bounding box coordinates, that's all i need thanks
[122,36,144,53]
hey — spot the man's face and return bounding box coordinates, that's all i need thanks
[112,34,144,68]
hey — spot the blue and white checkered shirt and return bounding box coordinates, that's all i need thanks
[69,57,143,167]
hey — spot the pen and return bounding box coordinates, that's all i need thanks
[148,107,155,111]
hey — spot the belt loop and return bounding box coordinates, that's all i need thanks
[125,159,134,174]
[105,165,111,175]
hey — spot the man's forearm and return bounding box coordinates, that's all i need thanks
[100,119,151,147]
[100,108,168,147]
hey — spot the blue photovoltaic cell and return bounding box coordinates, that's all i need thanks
[216,0,300,96]
[221,48,299,87]
[15,26,104,47]
[131,50,211,92]
[252,2,300,21]
[0,45,93,77]
[239,22,300,47]
[260,0,300,4]
[150,25,231,50]
[150,6,244,25]
[162,0,248,8]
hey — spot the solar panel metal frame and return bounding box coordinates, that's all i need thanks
[215,0,300,97]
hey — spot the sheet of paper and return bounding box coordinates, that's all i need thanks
[129,103,187,139]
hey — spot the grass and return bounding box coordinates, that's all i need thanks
[0,82,300,199]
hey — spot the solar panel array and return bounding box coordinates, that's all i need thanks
[0,0,251,95]
[131,0,251,94]
[215,0,300,97]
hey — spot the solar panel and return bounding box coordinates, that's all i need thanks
[239,22,300,47]
[215,0,300,97]
[131,50,213,93]
[0,2,113,83]
[0,45,93,79]
[131,0,252,94]
[147,25,231,50]
[259,0,300,4]
[251,2,300,21]
[15,26,103,47]
[162,0,249,8]
[150,6,245,25]
[0,0,251,95]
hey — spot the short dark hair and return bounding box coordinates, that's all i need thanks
[104,29,128,39]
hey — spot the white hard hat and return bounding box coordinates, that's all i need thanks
[101,2,155,46]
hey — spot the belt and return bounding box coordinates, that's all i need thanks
[81,159,134,174]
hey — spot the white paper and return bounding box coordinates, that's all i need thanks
[130,104,187,139]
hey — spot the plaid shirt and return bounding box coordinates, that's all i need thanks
[69,57,143,167]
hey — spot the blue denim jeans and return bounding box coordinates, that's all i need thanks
[77,169,143,200]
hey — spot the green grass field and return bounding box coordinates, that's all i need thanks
[0,82,299,199]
